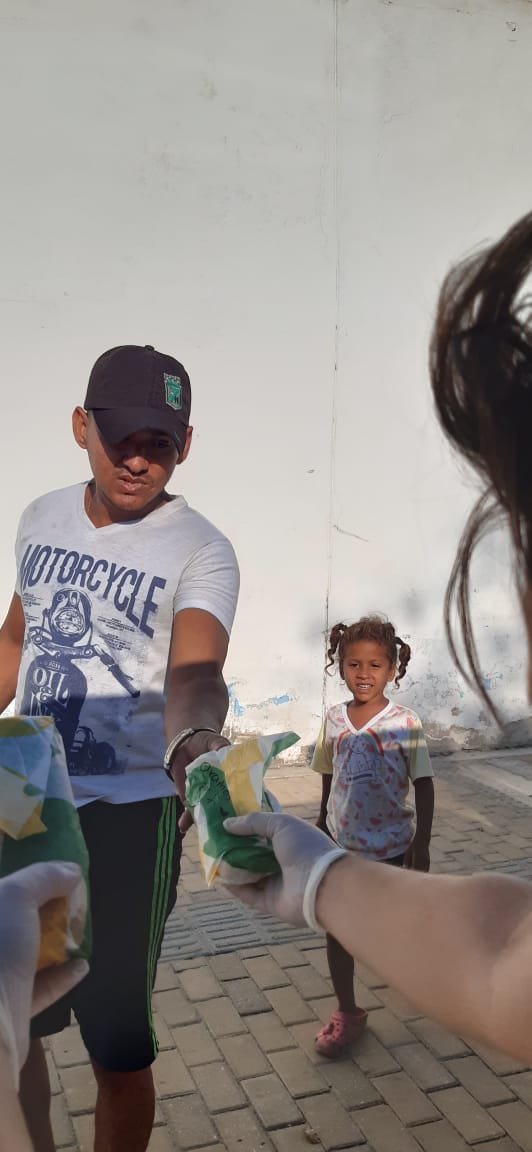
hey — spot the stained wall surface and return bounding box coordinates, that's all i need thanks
[1,0,531,749]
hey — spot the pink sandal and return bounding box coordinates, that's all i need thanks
[315,1008,368,1058]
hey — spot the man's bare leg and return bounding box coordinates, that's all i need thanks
[19,1038,55,1152]
[92,1062,155,1152]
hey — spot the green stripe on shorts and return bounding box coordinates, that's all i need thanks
[146,797,177,1056]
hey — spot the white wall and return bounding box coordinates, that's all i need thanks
[330,0,532,748]
[1,0,531,751]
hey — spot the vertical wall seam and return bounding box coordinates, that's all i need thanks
[323,0,340,714]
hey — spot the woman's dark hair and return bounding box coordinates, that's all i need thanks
[326,615,411,688]
[430,211,532,719]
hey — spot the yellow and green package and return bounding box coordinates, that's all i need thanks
[0,715,90,970]
[185,731,299,886]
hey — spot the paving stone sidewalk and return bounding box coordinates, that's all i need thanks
[45,750,532,1151]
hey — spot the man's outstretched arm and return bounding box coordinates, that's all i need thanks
[164,607,231,805]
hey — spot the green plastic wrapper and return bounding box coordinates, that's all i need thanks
[0,715,90,970]
[185,731,300,886]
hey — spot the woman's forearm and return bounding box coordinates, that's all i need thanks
[0,1045,32,1152]
[316,854,532,1061]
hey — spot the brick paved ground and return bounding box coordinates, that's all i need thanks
[44,751,532,1151]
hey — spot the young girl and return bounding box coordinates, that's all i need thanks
[311,614,434,1058]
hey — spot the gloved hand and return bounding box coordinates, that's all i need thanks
[0,862,89,1087]
[223,812,346,931]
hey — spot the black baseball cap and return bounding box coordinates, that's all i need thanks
[84,344,191,452]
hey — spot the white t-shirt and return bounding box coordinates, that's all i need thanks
[14,483,239,806]
[311,700,433,859]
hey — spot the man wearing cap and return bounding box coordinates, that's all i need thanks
[0,345,239,1152]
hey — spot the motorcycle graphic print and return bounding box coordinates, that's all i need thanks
[21,588,139,775]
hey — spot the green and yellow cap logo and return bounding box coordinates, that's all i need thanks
[164,373,182,410]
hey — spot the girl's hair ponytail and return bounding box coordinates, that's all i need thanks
[326,622,349,671]
[395,636,412,687]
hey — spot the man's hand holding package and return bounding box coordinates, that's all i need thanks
[170,733,231,835]
[185,733,300,884]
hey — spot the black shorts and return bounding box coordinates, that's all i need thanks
[31,795,182,1072]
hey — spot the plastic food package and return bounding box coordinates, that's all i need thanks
[0,715,90,970]
[185,731,300,886]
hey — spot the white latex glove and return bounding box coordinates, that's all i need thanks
[223,812,346,931]
[0,862,89,1087]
